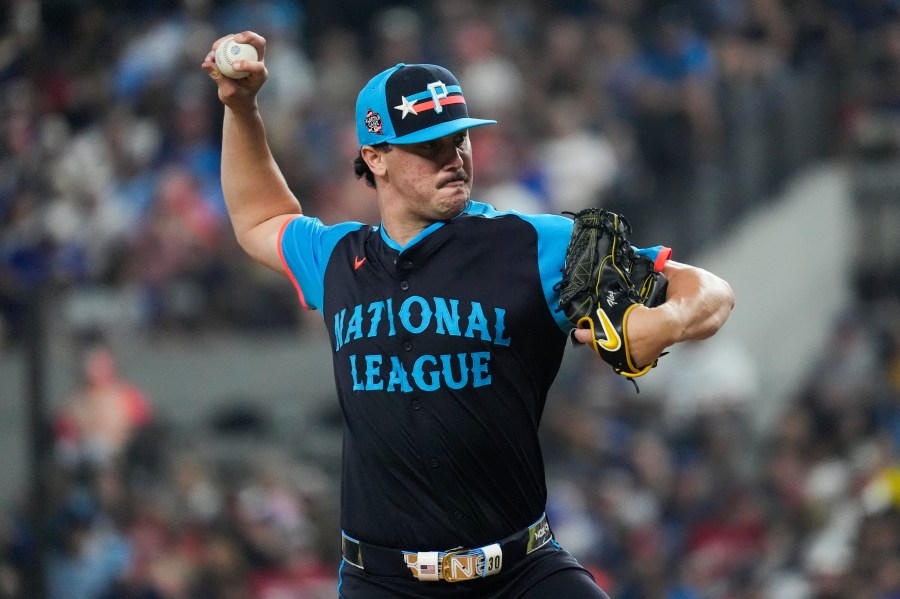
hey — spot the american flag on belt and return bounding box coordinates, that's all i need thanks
[420,564,437,575]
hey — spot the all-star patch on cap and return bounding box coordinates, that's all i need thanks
[355,63,497,147]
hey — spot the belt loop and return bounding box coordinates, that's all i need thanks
[341,531,364,569]
[526,513,552,554]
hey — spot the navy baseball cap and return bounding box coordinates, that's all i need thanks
[355,63,497,147]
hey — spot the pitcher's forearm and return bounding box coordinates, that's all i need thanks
[221,105,301,242]
[661,261,734,344]
[619,262,734,367]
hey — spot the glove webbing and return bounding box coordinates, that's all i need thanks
[557,210,635,312]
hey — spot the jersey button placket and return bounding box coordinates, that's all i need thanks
[397,252,411,291]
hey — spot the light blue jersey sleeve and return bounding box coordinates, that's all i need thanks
[517,213,576,333]
[278,215,366,310]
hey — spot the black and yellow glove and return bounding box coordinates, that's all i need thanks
[557,209,670,386]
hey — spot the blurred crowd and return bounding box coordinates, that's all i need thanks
[3,0,900,597]
[5,0,897,346]
[540,295,900,599]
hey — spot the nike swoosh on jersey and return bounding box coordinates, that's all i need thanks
[354,256,367,270]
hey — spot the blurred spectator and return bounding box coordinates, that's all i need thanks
[629,4,721,173]
[642,334,761,429]
[371,6,425,68]
[54,341,153,471]
[128,166,226,332]
[46,489,133,599]
[714,21,794,214]
[453,21,525,122]
[842,15,900,159]
[618,3,723,251]
[536,94,622,213]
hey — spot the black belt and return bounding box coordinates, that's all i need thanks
[341,513,553,582]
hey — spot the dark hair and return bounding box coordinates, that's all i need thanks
[353,143,392,188]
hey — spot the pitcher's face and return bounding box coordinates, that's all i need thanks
[383,131,474,221]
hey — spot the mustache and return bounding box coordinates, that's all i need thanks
[437,172,470,188]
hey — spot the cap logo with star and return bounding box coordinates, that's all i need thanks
[355,63,496,146]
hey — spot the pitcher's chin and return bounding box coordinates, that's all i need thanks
[435,192,470,219]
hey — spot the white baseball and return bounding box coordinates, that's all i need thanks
[215,37,258,79]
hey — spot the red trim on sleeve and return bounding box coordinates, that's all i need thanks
[654,246,672,271]
[277,215,312,310]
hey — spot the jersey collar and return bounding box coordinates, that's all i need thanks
[378,200,474,253]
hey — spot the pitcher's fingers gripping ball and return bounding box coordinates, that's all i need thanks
[215,36,258,79]
[557,208,670,388]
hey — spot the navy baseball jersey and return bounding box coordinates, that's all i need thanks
[279,200,575,551]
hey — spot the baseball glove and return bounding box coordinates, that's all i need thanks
[557,208,670,387]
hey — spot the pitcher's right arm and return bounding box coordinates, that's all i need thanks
[202,31,301,274]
